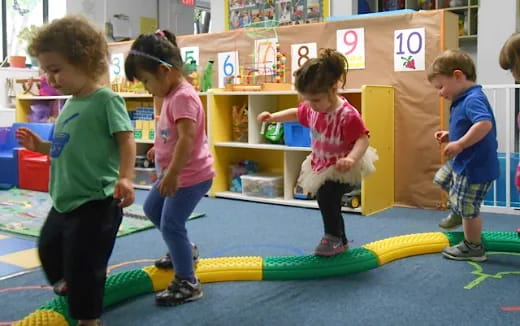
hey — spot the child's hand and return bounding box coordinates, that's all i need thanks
[146,146,155,162]
[336,157,355,172]
[443,141,464,159]
[159,173,179,197]
[434,130,449,144]
[114,177,135,207]
[15,127,42,152]
[257,111,273,123]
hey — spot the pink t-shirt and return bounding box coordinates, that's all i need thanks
[297,99,369,172]
[155,82,215,187]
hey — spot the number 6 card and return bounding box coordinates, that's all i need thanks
[336,28,365,70]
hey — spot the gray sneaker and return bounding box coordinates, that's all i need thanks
[155,277,203,306]
[314,234,347,257]
[155,242,199,269]
[442,240,487,262]
[439,213,462,230]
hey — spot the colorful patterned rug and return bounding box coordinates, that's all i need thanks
[0,188,204,238]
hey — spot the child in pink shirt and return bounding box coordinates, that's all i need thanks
[257,48,377,257]
[125,29,214,306]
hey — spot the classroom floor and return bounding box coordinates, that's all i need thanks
[1,190,520,325]
[0,234,39,279]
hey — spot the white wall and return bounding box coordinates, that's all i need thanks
[477,0,517,85]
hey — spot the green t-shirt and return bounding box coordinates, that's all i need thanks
[49,87,133,213]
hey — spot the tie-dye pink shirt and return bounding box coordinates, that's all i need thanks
[297,99,369,172]
[155,81,214,187]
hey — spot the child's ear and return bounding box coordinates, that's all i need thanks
[453,69,466,80]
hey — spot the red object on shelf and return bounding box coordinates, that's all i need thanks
[18,148,50,192]
[182,0,195,5]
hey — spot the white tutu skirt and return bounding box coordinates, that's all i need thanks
[298,146,379,194]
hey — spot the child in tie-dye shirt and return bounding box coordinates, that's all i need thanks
[257,48,378,257]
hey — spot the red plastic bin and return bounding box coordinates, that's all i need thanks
[18,148,50,192]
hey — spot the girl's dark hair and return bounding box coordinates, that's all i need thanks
[28,15,108,81]
[294,48,348,94]
[125,29,183,81]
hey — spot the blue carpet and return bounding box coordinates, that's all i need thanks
[1,190,520,325]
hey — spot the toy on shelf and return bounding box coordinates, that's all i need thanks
[232,104,248,142]
[342,185,362,209]
[130,107,155,140]
[183,60,200,91]
[201,59,214,92]
[261,121,284,144]
[229,160,258,192]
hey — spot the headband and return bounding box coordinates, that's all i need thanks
[128,49,173,67]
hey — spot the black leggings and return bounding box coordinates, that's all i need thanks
[38,197,122,320]
[316,181,354,244]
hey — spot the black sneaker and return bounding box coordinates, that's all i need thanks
[155,243,199,269]
[155,277,203,306]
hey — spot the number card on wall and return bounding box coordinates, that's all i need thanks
[291,43,317,82]
[181,46,200,65]
[394,28,425,72]
[109,53,125,82]
[255,38,278,75]
[218,51,239,88]
[336,28,365,70]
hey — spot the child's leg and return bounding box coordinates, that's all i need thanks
[463,215,483,244]
[143,180,165,228]
[38,208,66,285]
[316,181,352,242]
[160,179,212,281]
[442,175,491,262]
[63,197,122,320]
[434,161,462,229]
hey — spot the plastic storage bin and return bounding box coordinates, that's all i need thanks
[283,122,311,147]
[132,167,157,186]
[484,152,520,207]
[18,148,50,192]
[241,173,283,198]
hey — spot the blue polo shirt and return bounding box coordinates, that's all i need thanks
[449,85,499,183]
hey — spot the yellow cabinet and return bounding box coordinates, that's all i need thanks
[207,85,394,215]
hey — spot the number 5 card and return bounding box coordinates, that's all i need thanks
[394,28,425,72]
[336,28,365,70]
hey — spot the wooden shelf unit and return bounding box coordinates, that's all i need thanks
[207,85,395,216]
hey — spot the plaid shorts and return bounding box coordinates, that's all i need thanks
[433,161,492,219]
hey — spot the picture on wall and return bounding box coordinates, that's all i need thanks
[227,0,328,30]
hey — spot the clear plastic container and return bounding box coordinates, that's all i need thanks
[240,173,283,198]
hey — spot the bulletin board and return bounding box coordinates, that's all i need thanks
[225,0,330,30]
[108,10,459,210]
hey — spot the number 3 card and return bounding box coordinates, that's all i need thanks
[394,28,425,72]
[336,28,365,70]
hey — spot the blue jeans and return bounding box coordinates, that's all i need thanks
[143,178,212,280]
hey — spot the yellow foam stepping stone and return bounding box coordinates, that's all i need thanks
[363,232,449,265]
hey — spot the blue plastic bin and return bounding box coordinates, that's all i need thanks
[484,152,520,207]
[283,122,311,147]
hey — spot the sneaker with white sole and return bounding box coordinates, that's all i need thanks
[155,277,203,306]
[314,234,347,257]
[439,213,463,230]
[442,240,487,262]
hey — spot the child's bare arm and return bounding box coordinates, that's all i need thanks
[114,131,136,207]
[257,108,298,123]
[444,120,492,158]
[336,134,369,172]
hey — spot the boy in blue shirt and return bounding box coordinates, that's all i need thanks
[427,49,499,262]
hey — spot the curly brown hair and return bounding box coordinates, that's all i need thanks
[28,15,108,81]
